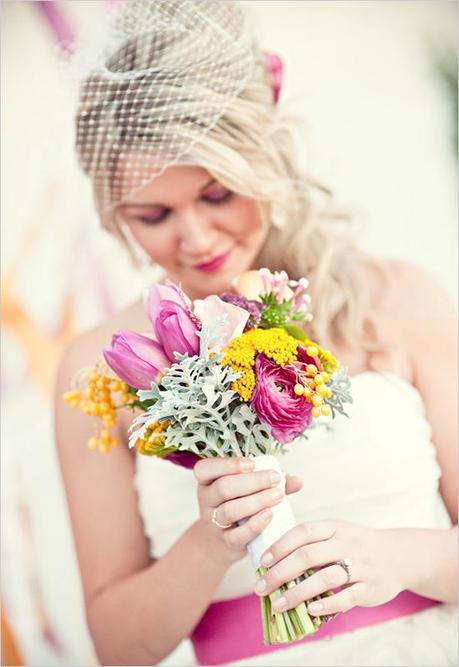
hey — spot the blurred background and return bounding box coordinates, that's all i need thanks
[1,1,457,665]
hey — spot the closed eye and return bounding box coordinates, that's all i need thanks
[202,189,234,204]
[138,209,170,224]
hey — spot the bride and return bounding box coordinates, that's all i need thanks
[54,2,457,665]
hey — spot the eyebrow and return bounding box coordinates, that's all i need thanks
[121,178,217,209]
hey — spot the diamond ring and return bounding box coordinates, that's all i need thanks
[211,507,233,530]
[336,557,353,584]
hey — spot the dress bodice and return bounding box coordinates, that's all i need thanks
[134,372,452,601]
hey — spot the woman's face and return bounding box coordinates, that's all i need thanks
[118,165,270,299]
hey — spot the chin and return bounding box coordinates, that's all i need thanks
[190,273,234,297]
[177,267,235,300]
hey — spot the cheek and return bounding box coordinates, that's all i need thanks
[222,200,267,239]
[129,224,177,264]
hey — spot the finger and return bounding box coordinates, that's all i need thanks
[193,457,254,485]
[216,486,285,526]
[268,564,354,612]
[222,508,274,549]
[285,474,303,495]
[255,539,341,595]
[260,520,336,568]
[207,469,282,507]
[306,583,366,616]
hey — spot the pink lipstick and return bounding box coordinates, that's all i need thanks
[194,250,232,273]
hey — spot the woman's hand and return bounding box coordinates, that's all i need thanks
[193,457,303,567]
[254,519,405,616]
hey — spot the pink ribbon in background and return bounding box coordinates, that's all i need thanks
[36,1,76,52]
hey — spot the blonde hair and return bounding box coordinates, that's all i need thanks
[75,5,384,353]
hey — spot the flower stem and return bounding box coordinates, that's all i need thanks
[257,567,318,645]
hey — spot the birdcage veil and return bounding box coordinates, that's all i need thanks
[74,0,256,219]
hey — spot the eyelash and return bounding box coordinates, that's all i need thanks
[138,212,170,225]
[137,190,233,225]
[204,190,233,205]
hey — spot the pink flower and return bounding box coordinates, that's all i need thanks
[165,450,200,469]
[251,354,313,444]
[154,300,200,362]
[219,292,264,330]
[232,270,265,301]
[144,280,191,320]
[264,52,283,104]
[193,295,249,346]
[103,331,169,390]
[144,281,200,362]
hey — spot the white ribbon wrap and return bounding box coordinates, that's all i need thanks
[246,454,296,570]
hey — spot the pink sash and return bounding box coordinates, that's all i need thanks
[190,591,438,665]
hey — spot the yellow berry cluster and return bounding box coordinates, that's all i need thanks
[136,419,171,456]
[222,328,299,401]
[293,355,333,418]
[304,338,338,375]
[63,370,136,453]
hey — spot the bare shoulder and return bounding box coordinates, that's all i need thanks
[373,258,457,344]
[378,257,455,303]
[354,257,456,383]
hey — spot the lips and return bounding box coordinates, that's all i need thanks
[193,250,232,273]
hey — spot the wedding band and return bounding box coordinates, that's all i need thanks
[336,557,353,584]
[211,508,233,530]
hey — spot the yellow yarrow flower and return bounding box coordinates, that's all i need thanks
[229,366,256,402]
[137,419,172,456]
[221,328,299,401]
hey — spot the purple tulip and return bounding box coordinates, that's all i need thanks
[145,280,190,322]
[153,300,200,362]
[103,331,169,390]
[144,281,201,362]
[251,354,313,444]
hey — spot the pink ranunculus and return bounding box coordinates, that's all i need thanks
[250,354,313,444]
[193,295,249,346]
[103,331,169,390]
[154,300,200,362]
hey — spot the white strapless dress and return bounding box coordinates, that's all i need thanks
[134,372,458,666]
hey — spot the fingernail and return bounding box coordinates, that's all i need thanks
[308,602,323,614]
[261,510,272,521]
[240,459,254,472]
[272,596,287,611]
[255,579,266,594]
[270,488,283,500]
[261,551,273,566]
[269,471,281,484]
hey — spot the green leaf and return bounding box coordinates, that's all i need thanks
[284,324,307,341]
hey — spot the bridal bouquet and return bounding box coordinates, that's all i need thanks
[64,268,352,645]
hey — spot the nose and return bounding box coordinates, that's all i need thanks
[177,207,215,256]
